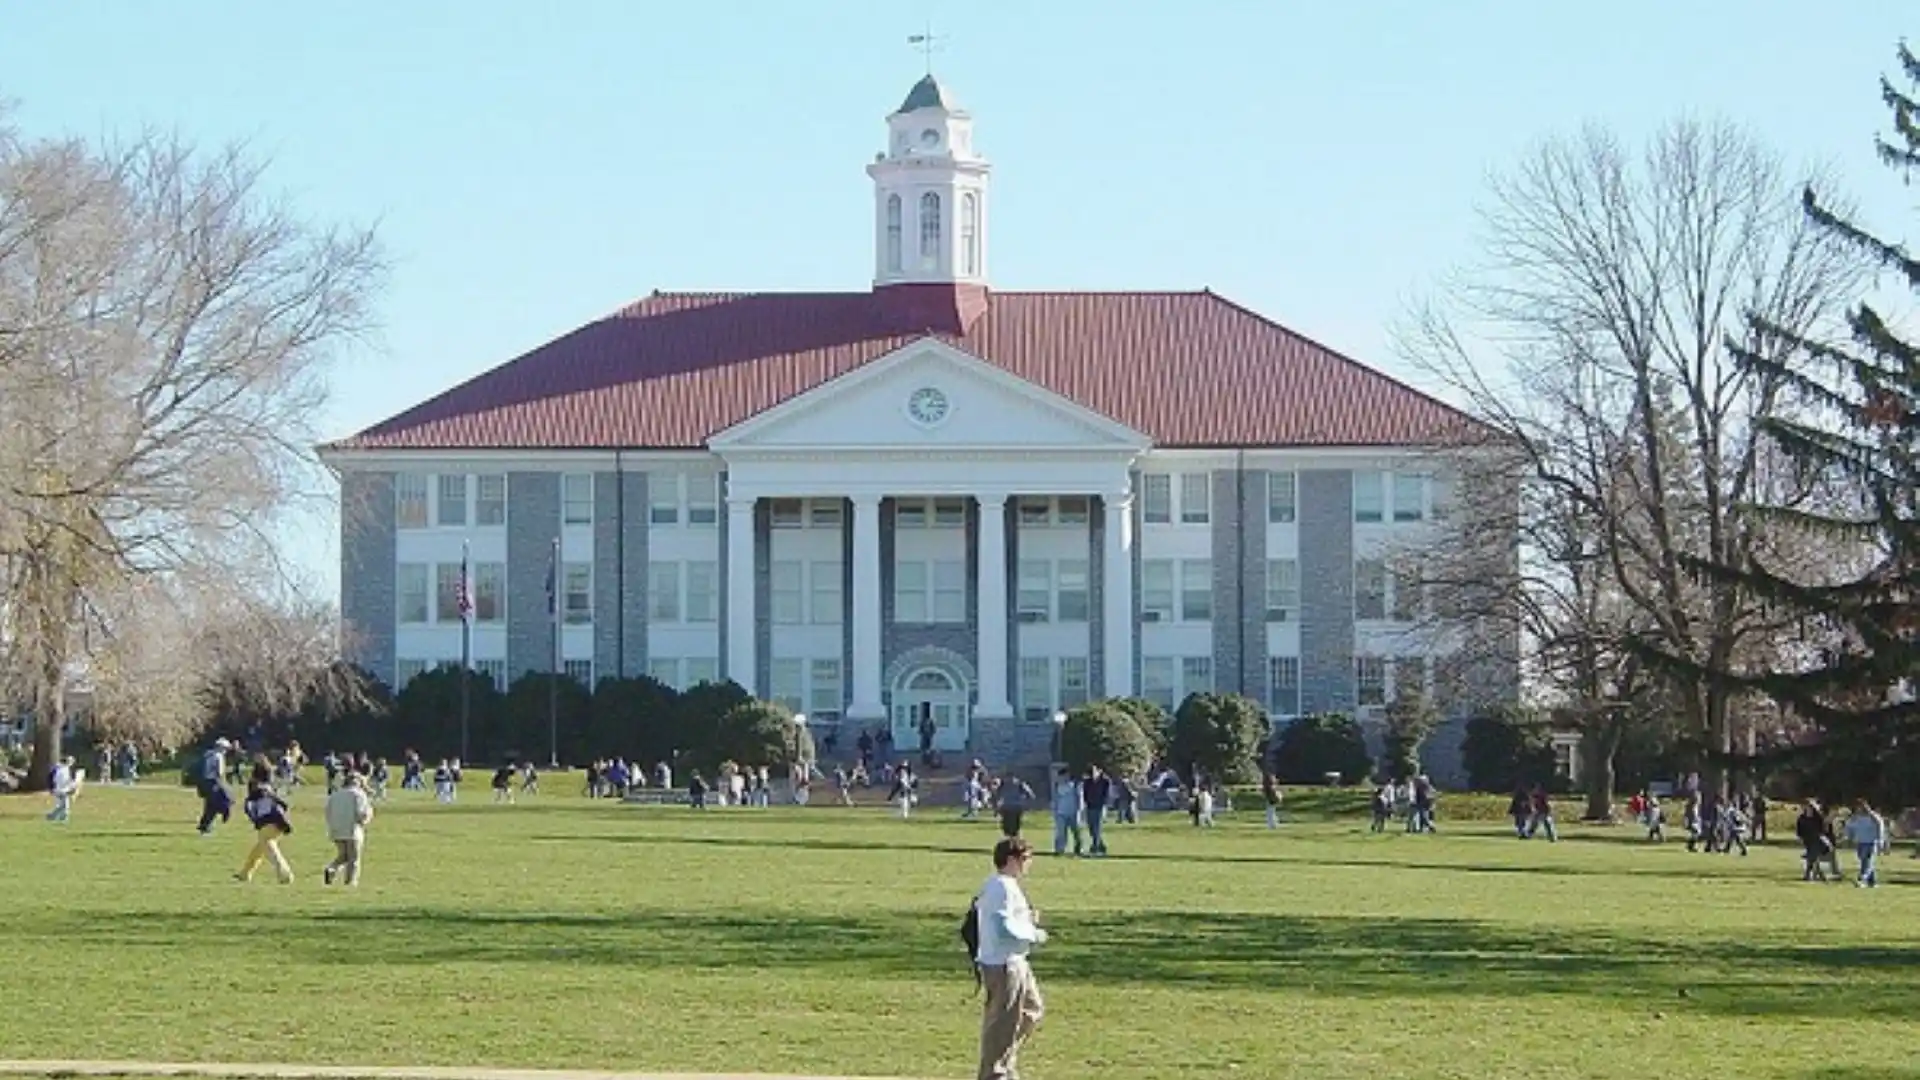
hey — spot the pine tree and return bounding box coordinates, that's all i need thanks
[1671,44,1920,806]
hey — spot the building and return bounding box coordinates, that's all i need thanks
[321,75,1516,782]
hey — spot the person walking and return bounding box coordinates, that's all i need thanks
[323,770,375,886]
[996,776,1034,839]
[195,738,235,836]
[1083,766,1111,855]
[45,755,78,823]
[236,761,295,884]
[1050,768,1084,857]
[973,837,1047,1080]
[1845,799,1889,888]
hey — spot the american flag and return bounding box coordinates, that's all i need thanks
[455,546,474,623]
[544,539,558,621]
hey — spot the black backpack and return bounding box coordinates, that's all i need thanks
[959,900,982,991]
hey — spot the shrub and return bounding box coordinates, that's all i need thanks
[1168,693,1267,785]
[672,680,752,770]
[1383,690,1440,781]
[585,674,680,765]
[1106,697,1171,757]
[500,671,593,766]
[1270,712,1371,785]
[391,667,506,761]
[1059,700,1155,779]
[715,699,798,770]
[1461,705,1557,792]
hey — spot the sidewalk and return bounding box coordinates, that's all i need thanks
[0,1063,931,1080]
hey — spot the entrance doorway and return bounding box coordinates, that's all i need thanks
[890,666,971,755]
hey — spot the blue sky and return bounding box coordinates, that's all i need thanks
[3,1,1913,598]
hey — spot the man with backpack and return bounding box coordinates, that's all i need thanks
[964,836,1048,1080]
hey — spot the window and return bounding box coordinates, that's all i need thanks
[395,474,428,529]
[895,499,927,529]
[1357,656,1387,707]
[933,559,965,623]
[770,499,804,529]
[1355,558,1388,621]
[1395,656,1429,700]
[1392,562,1424,622]
[475,659,507,693]
[684,475,716,526]
[563,563,592,625]
[1393,473,1425,522]
[1142,657,1176,712]
[397,563,429,624]
[473,563,506,623]
[770,659,804,714]
[648,562,680,622]
[1059,657,1090,708]
[1142,474,1172,524]
[1265,559,1299,623]
[771,561,804,625]
[1182,657,1214,698]
[1354,472,1384,524]
[562,474,594,525]
[895,561,928,623]
[885,194,903,273]
[437,474,468,527]
[1020,657,1052,718]
[809,659,843,717]
[648,658,680,688]
[960,192,978,275]
[1268,656,1301,717]
[564,659,594,687]
[919,191,941,269]
[933,498,966,529]
[1056,560,1090,622]
[1017,561,1051,622]
[685,658,718,688]
[1180,560,1212,622]
[1058,496,1089,525]
[1142,561,1175,622]
[395,659,430,689]
[810,561,843,624]
[1017,498,1051,528]
[1268,472,1297,524]
[475,475,507,526]
[685,561,718,623]
[810,499,843,528]
[1180,473,1211,524]
[435,563,464,622]
[649,476,680,526]
[1430,475,1453,521]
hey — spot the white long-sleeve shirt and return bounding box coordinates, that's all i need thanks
[975,872,1047,966]
[325,786,373,841]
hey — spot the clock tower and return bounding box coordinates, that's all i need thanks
[867,75,990,289]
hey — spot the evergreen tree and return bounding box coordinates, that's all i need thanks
[1671,44,1920,807]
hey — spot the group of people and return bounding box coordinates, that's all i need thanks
[1373,776,1440,834]
[188,738,376,886]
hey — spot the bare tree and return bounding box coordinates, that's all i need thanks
[0,116,383,786]
[1400,120,1871,809]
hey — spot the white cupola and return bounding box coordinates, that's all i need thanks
[867,74,990,288]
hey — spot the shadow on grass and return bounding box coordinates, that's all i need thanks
[30,901,1920,1021]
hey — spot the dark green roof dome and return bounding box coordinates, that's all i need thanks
[897,74,954,113]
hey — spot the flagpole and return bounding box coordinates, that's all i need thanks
[548,535,560,769]
[459,539,472,763]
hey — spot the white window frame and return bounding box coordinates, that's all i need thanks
[563,659,594,687]
[808,658,843,717]
[1354,472,1385,524]
[1267,471,1297,524]
[436,474,469,527]
[1056,560,1090,623]
[1142,561,1175,623]
[895,560,929,623]
[1356,656,1388,707]
[685,657,718,688]
[685,560,718,623]
[1142,474,1172,524]
[686,474,718,526]
[397,563,429,625]
[810,560,843,624]
[1179,472,1211,525]
[562,474,595,526]
[770,658,805,714]
[1017,560,1052,623]
[1265,559,1299,623]
[473,562,506,624]
[475,474,507,526]
[1059,656,1090,708]
[1019,656,1053,719]
[1392,472,1426,523]
[648,561,681,623]
[1268,656,1301,717]
[1354,558,1388,621]
[395,473,429,529]
[649,475,681,526]
[1180,560,1212,622]
[771,560,805,624]
[563,562,593,625]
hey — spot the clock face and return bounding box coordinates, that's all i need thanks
[906,386,950,426]
[919,128,941,148]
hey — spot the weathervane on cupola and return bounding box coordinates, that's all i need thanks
[907,24,946,75]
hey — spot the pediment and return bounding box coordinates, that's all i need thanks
[708,339,1151,453]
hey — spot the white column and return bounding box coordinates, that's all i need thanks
[725,496,757,693]
[975,492,1013,717]
[1102,490,1136,698]
[848,494,886,720]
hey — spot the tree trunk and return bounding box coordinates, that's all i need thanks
[1581,717,1624,821]
[24,695,64,794]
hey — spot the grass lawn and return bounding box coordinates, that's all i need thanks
[1,782,1915,1080]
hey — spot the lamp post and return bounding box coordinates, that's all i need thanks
[1051,710,1068,766]
[790,713,809,804]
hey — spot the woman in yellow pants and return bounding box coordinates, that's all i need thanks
[237,759,295,884]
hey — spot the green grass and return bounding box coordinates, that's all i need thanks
[2,783,1916,1080]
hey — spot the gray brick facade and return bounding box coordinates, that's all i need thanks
[1238,470,1270,704]
[505,472,560,679]
[751,498,772,698]
[1129,468,1144,699]
[877,498,979,702]
[1208,468,1270,703]
[1087,498,1106,696]
[1297,469,1356,715]
[1000,499,1020,710]
[339,471,396,687]
[590,470,649,681]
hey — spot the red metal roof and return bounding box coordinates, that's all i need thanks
[329,288,1472,451]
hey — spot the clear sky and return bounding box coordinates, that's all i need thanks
[3,1,1913,600]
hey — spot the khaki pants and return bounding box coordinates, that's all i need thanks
[977,958,1044,1080]
[239,824,293,883]
[327,836,364,885]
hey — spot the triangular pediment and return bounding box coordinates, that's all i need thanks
[708,338,1151,453]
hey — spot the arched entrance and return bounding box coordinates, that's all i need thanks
[891,665,971,754]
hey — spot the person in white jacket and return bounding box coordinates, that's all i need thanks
[323,771,375,886]
[45,756,79,823]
